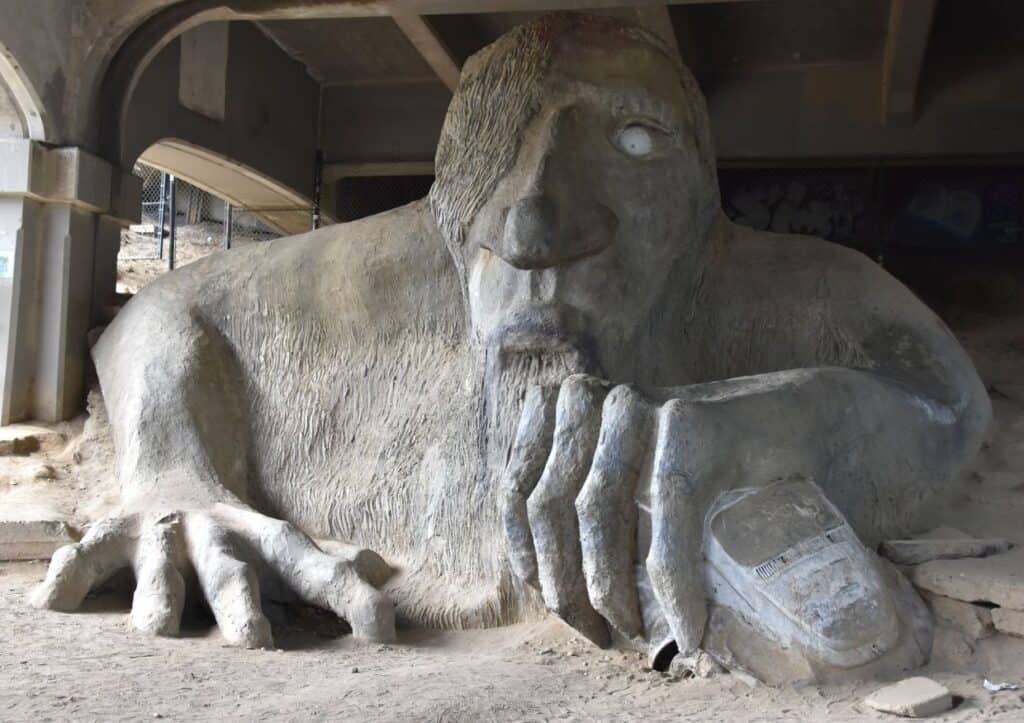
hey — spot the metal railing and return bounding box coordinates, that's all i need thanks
[129,163,284,269]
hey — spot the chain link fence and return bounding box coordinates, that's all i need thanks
[137,163,164,232]
[120,163,287,293]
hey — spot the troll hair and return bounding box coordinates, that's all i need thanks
[428,11,720,279]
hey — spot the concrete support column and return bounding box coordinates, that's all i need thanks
[0,139,139,424]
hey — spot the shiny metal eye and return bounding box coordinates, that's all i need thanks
[616,125,654,157]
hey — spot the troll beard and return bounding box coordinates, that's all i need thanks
[476,342,600,491]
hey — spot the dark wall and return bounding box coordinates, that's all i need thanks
[719,165,1024,318]
[321,83,449,165]
[334,175,434,222]
[122,22,319,197]
[336,165,1024,323]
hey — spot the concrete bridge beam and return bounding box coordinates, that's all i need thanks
[0,139,138,424]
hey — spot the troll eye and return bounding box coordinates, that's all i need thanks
[616,124,654,157]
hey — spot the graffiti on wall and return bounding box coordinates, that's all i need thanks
[721,175,869,245]
[902,183,981,240]
[889,176,1024,248]
[719,166,1024,251]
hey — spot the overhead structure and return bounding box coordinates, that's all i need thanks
[881,0,938,127]
[1,0,1024,427]
[0,42,49,141]
[138,140,328,236]
[392,15,462,92]
[633,5,681,62]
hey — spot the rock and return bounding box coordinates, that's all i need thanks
[32,463,57,480]
[911,548,1024,609]
[0,424,64,456]
[881,527,1011,565]
[992,608,1024,638]
[668,650,723,679]
[0,520,76,560]
[864,677,953,718]
[929,627,975,667]
[922,591,994,640]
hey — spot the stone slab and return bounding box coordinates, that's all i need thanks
[917,526,973,541]
[923,591,994,640]
[992,608,1024,638]
[911,548,1024,609]
[0,520,75,560]
[0,424,64,455]
[864,677,952,718]
[881,536,1012,566]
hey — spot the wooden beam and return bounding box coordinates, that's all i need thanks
[323,161,435,183]
[392,15,461,93]
[881,0,938,127]
[634,4,702,74]
[232,1,751,20]
[634,6,681,62]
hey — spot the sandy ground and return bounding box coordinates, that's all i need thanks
[1,563,1022,723]
[1,256,1023,720]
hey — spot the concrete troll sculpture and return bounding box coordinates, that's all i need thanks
[31,13,990,684]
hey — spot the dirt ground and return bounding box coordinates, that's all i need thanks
[117,224,262,295]
[1,254,1024,720]
[1,563,1022,723]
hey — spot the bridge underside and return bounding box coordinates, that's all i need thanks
[0,0,1023,422]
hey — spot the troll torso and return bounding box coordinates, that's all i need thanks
[98,199,948,629]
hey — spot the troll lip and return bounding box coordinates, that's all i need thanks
[490,302,595,356]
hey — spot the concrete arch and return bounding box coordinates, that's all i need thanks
[0,41,50,141]
[117,19,323,229]
[100,4,238,162]
[137,139,319,236]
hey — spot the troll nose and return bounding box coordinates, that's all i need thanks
[500,196,559,269]
[497,195,616,270]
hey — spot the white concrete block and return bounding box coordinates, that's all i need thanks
[865,677,953,718]
[0,138,34,194]
[0,519,75,560]
[50,146,112,212]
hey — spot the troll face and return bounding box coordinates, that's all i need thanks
[431,14,720,381]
